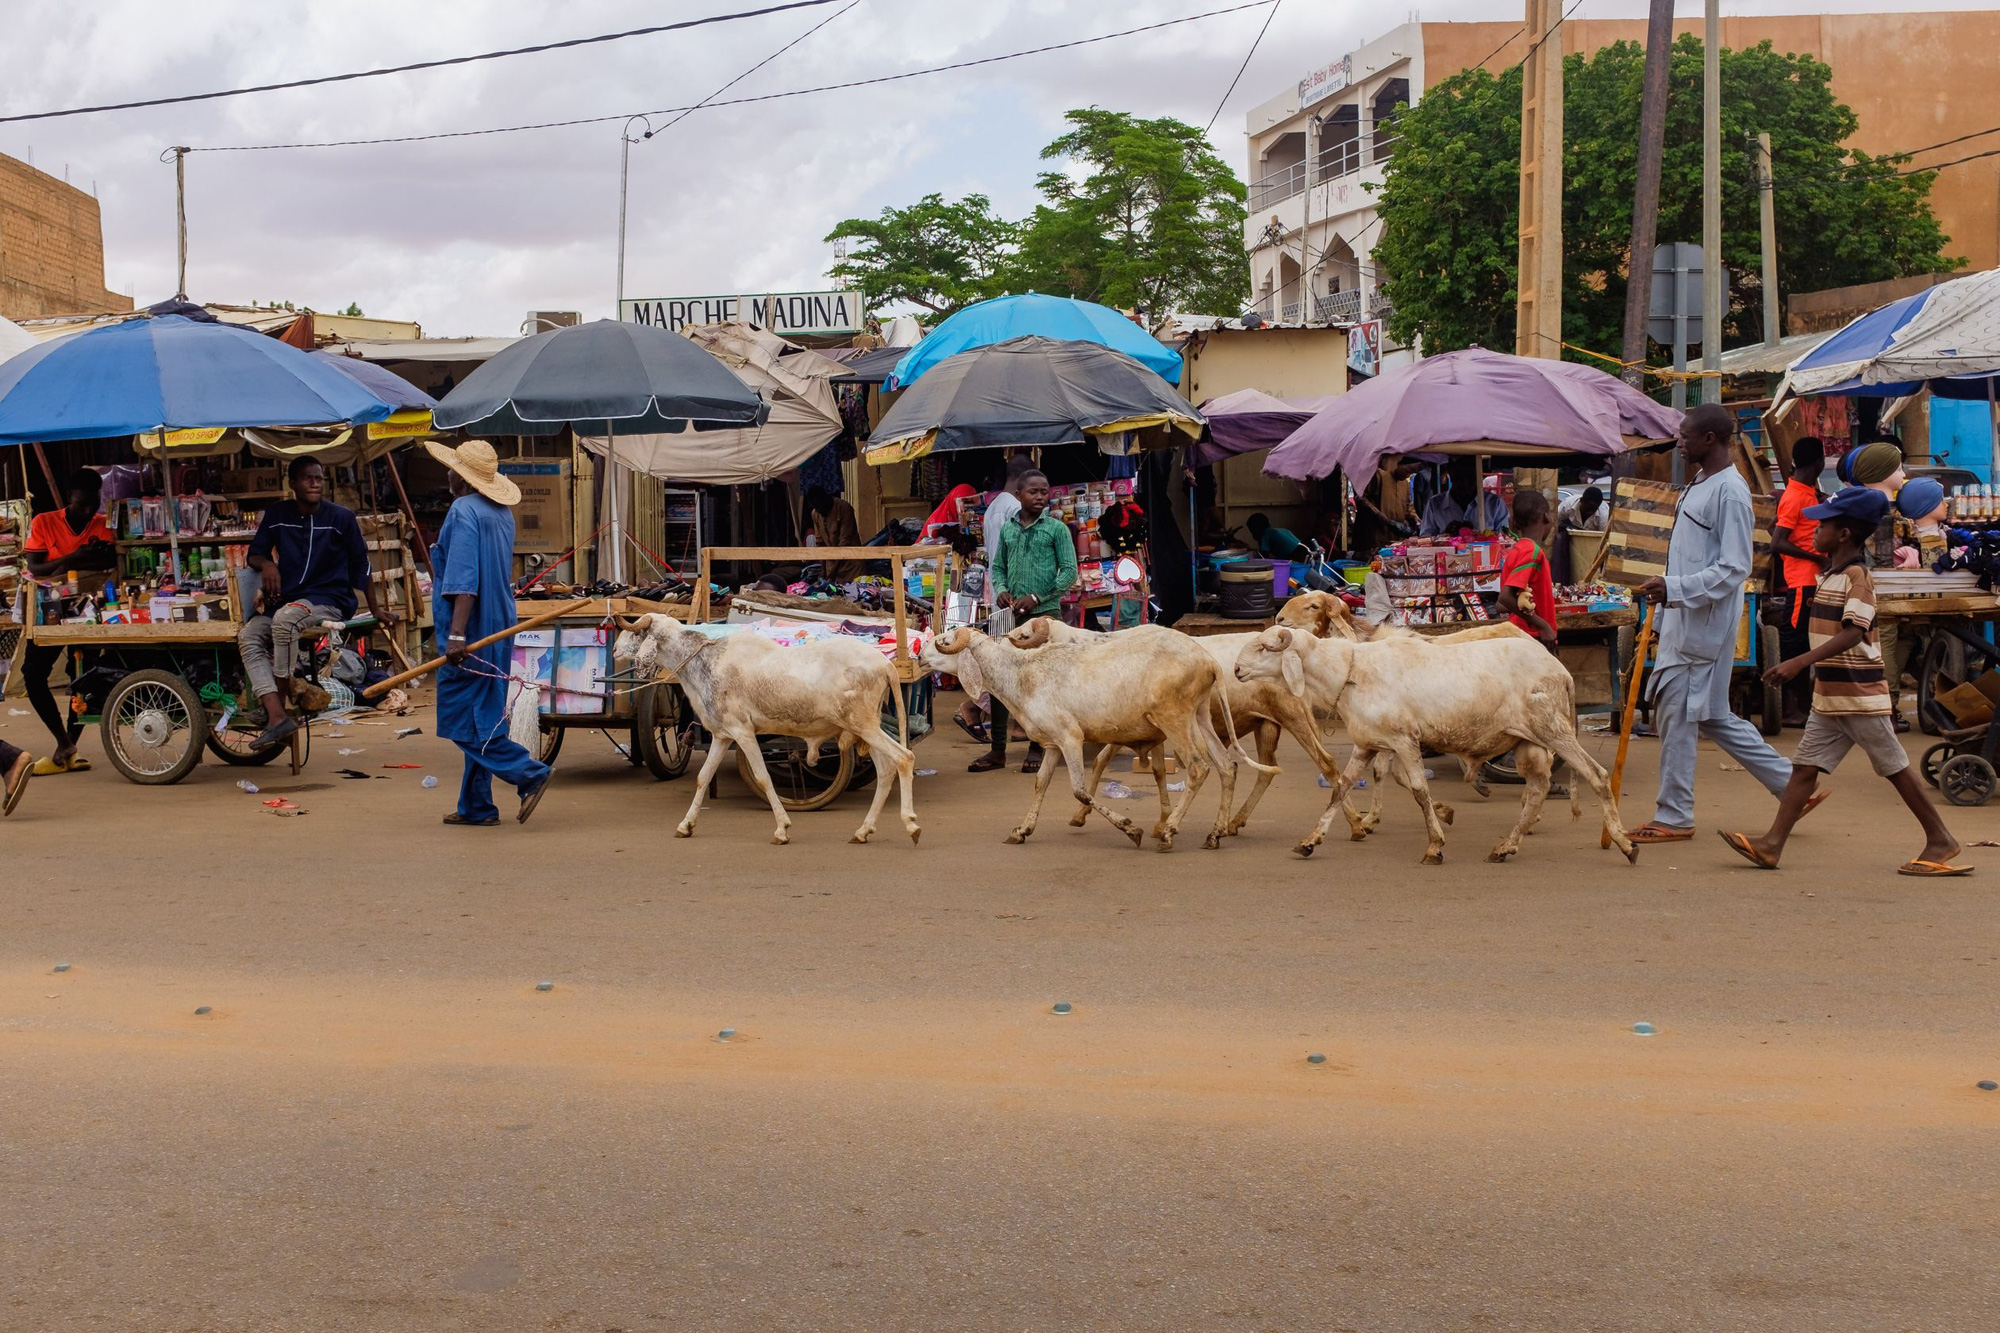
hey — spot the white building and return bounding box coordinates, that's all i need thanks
[1241,23,1427,369]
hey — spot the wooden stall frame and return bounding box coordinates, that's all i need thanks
[692,544,953,683]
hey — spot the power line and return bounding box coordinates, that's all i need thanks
[0,0,841,127]
[1204,0,1284,134]
[638,0,859,141]
[191,1,1280,153]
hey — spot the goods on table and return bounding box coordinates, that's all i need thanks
[1376,539,1502,627]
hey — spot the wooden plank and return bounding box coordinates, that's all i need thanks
[29,621,240,646]
[1603,476,1774,593]
[701,544,951,562]
[1879,594,2000,619]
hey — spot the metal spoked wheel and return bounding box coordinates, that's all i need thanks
[535,724,566,765]
[738,736,854,811]
[205,713,288,767]
[1938,753,1997,808]
[634,682,693,780]
[1920,742,1955,789]
[100,669,206,785]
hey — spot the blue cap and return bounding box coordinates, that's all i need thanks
[1803,485,1890,525]
[1896,476,1946,520]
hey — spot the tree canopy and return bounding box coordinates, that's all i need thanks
[1371,37,1960,358]
[824,110,1249,322]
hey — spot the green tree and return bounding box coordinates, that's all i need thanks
[1010,108,1249,317]
[1372,37,1959,358]
[824,192,1018,318]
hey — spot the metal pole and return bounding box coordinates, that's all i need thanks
[1672,252,1688,485]
[1618,0,1675,388]
[158,146,191,298]
[1755,131,1780,347]
[1700,0,1723,404]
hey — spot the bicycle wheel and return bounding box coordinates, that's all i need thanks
[100,669,206,785]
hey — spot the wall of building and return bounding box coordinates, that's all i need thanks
[0,152,131,320]
[1421,11,2000,273]
[1184,326,1349,533]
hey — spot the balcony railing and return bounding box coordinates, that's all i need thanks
[1249,159,1309,211]
[1315,290,1363,324]
[1250,134,1401,214]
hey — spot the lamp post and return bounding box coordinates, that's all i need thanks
[604,115,657,584]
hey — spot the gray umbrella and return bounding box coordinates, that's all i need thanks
[432,318,767,435]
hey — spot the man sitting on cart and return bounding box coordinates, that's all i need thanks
[240,457,396,750]
[22,467,117,774]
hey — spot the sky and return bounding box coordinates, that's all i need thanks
[0,0,1981,336]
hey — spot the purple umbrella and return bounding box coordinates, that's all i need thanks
[1189,388,1343,466]
[1263,348,1682,481]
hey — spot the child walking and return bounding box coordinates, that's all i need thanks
[1719,486,1970,876]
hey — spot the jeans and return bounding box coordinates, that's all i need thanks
[239,600,344,700]
[1650,666,1792,829]
[454,735,549,822]
[22,642,82,750]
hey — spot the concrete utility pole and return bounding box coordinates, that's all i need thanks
[1515,0,1565,359]
[1754,131,1780,346]
[159,146,191,298]
[1700,0,1723,403]
[1618,0,1675,388]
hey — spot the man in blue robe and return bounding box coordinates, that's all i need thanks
[426,441,552,826]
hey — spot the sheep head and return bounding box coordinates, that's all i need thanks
[1276,589,1358,641]
[1234,625,1309,698]
[612,612,689,679]
[1007,618,1055,650]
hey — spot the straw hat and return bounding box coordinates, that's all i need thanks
[424,439,520,505]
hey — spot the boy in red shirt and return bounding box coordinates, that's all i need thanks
[1497,489,1557,647]
[22,468,116,773]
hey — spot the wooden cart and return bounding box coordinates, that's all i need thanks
[675,544,949,810]
[510,595,694,778]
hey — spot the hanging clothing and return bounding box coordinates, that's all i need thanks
[799,441,845,496]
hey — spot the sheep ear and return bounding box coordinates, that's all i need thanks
[1280,642,1306,699]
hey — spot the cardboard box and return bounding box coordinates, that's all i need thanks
[498,460,572,554]
[1936,671,2000,728]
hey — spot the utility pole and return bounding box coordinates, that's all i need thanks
[1754,131,1780,346]
[1700,0,1723,403]
[1515,0,1565,360]
[1618,0,1674,388]
[159,146,190,298]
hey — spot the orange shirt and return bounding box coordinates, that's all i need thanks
[1774,478,1821,592]
[25,508,114,565]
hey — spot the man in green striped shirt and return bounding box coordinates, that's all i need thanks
[971,469,1076,774]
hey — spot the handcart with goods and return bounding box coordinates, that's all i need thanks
[637,543,950,811]
[500,593,696,778]
[1879,571,2000,806]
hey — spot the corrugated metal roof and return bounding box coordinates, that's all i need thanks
[1716,331,1832,377]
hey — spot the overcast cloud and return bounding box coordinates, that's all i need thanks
[0,0,1978,335]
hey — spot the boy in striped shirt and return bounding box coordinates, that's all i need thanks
[1720,487,1969,876]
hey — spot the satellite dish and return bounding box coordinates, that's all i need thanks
[1114,555,1144,586]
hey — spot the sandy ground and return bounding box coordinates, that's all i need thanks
[3,697,1998,1331]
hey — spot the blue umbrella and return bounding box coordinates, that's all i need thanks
[889,293,1182,390]
[0,312,394,445]
[1787,268,2000,399]
[310,350,437,411]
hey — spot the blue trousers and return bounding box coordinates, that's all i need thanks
[454,734,549,822]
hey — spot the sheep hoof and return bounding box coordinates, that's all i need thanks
[908,826,922,846]
[673,825,694,839]
[1437,804,1456,826]
[850,830,872,845]
[1487,847,1515,863]
[1202,834,1221,850]
[1621,842,1640,864]
[1294,843,1315,858]
[1005,830,1029,845]
[1421,851,1444,865]
[1122,826,1145,848]
[1471,779,1491,798]
[1349,831,1367,842]
[1068,813,1089,828]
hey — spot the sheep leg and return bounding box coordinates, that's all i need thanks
[847,722,919,845]
[1488,743,1553,862]
[1297,745,1376,856]
[1517,744,1555,835]
[1389,742,1451,865]
[1070,744,1121,827]
[1007,737,1066,844]
[1544,728,1638,863]
[731,732,795,845]
[1222,721,1282,836]
[675,733,735,838]
[1033,733,1144,847]
[1154,721,1208,852]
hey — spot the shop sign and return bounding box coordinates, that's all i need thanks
[1347,320,1381,377]
[366,409,435,439]
[163,427,226,446]
[619,290,867,336]
[1298,55,1352,109]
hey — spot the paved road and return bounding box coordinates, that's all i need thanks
[3,705,1996,1331]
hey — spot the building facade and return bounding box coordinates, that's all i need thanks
[1244,11,2000,355]
[0,152,131,320]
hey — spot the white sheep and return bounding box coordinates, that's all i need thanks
[923,623,1266,851]
[1233,625,1638,865]
[615,614,919,846]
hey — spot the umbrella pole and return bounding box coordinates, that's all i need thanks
[382,448,436,579]
[160,435,182,586]
[605,421,624,584]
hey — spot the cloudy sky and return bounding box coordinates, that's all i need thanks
[1,0,1977,336]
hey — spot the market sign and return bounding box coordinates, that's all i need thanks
[366,409,436,439]
[163,427,226,446]
[1347,320,1381,377]
[619,290,867,336]
[1298,55,1352,109]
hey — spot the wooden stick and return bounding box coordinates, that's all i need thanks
[381,449,436,578]
[361,601,572,698]
[1603,602,1656,848]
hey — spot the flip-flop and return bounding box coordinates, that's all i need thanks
[30,755,87,775]
[1718,830,1779,870]
[3,758,31,816]
[517,770,553,825]
[442,812,500,826]
[1628,823,1695,844]
[967,753,1007,774]
[952,716,989,744]
[1021,747,1045,775]
[1800,790,1832,818]
[1898,859,1973,877]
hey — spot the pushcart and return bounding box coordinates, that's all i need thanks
[507,595,696,779]
[1894,592,2000,805]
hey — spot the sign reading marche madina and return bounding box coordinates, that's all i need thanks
[620,290,865,336]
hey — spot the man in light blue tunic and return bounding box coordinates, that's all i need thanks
[1630,404,1817,843]
[425,441,552,827]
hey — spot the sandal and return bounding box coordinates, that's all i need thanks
[1800,790,1832,819]
[30,754,88,775]
[1898,859,1973,877]
[442,812,499,826]
[1628,823,1695,844]
[967,752,1008,774]
[1718,830,1779,870]
[1021,746,1044,775]
[952,715,990,744]
[3,757,30,816]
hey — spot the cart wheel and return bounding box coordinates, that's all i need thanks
[1758,625,1783,736]
[100,669,206,785]
[1920,742,1955,789]
[1938,753,1996,807]
[205,716,287,766]
[738,736,854,811]
[634,682,693,780]
[535,724,565,765]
